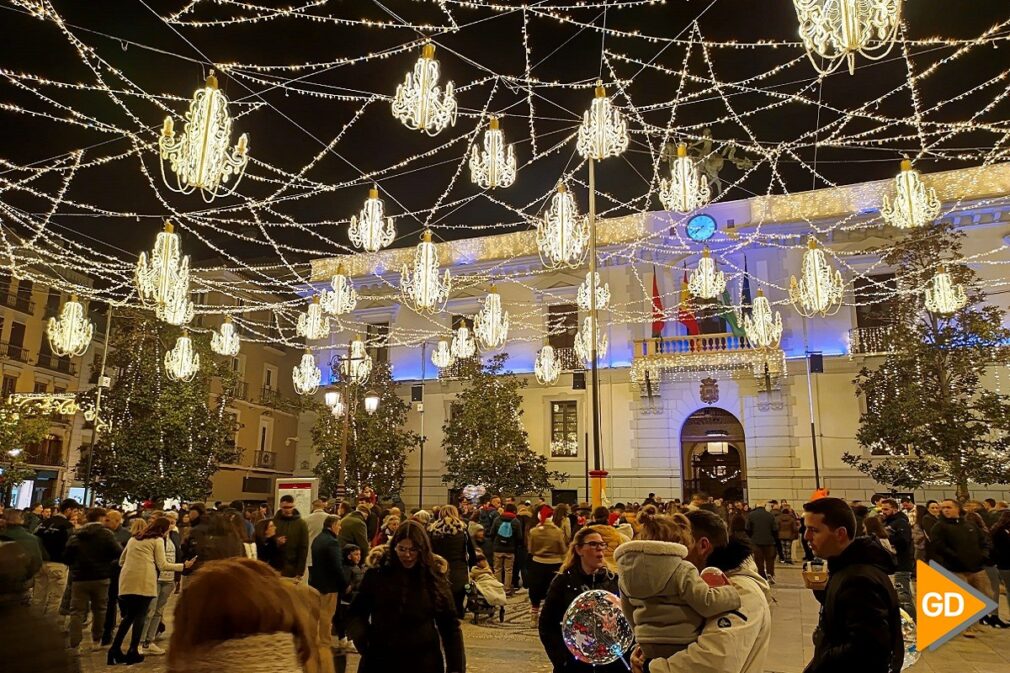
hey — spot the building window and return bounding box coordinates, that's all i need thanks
[547,304,578,350]
[33,381,48,394]
[44,289,61,320]
[366,323,389,365]
[258,417,274,452]
[550,400,579,457]
[854,274,898,329]
[2,375,18,397]
[263,364,277,391]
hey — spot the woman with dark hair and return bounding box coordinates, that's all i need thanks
[552,503,573,544]
[427,505,476,617]
[992,510,1010,619]
[223,510,256,559]
[254,519,282,572]
[182,512,244,573]
[348,520,465,673]
[912,504,930,563]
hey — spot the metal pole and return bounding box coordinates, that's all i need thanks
[806,352,821,489]
[418,342,426,510]
[82,305,113,506]
[337,346,351,499]
[588,157,603,473]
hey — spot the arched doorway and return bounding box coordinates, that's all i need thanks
[681,407,747,501]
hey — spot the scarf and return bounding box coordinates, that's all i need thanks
[427,516,467,538]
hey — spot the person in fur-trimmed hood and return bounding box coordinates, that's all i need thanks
[615,509,741,661]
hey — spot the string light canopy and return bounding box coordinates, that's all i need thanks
[793,0,903,76]
[135,222,194,327]
[474,286,510,350]
[165,330,200,382]
[210,316,241,357]
[320,264,357,316]
[789,238,844,317]
[534,345,561,385]
[401,230,451,314]
[348,187,395,253]
[574,316,608,364]
[742,289,783,349]
[881,158,941,229]
[159,70,249,202]
[536,183,589,269]
[391,42,457,136]
[688,248,726,300]
[296,295,330,340]
[660,143,711,213]
[47,295,94,357]
[924,266,967,314]
[576,81,629,160]
[431,339,455,369]
[292,350,322,395]
[577,271,610,311]
[470,116,516,189]
[450,324,476,359]
[340,337,373,384]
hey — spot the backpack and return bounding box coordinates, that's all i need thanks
[496,520,513,542]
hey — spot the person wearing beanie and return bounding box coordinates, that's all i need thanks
[527,505,567,626]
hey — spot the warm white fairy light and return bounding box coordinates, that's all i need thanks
[793,0,903,76]
[292,351,322,395]
[401,230,451,314]
[210,316,241,356]
[536,184,589,269]
[688,248,726,300]
[348,187,395,253]
[341,337,373,384]
[296,295,330,340]
[881,159,941,229]
[534,345,561,385]
[47,295,94,357]
[431,339,455,369]
[391,43,457,136]
[159,70,249,202]
[659,143,711,213]
[165,331,200,382]
[320,264,357,316]
[577,272,610,311]
[451,324,476,359]
[576,82,629,160]
[789,238,844,317]
[469,116,517,189]
[574,316,608,364]
[924,266,967,314]
[135,221,194,327]
[474,286,509,350]
[742,289,783,349]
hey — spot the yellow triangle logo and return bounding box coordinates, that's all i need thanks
[916,560,997,651]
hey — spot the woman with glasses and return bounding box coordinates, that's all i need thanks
[538,527,624,673]
[348,520,465,673]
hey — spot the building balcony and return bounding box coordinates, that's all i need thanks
[258,385,285,407]
[0,292,35,315]
[36,353,77,376]
[252,450,278,469]
[24,440,65,467]
[1,343,30,364]
[848,325,897,357]
[630,332,785,383]
[229,380,249,401]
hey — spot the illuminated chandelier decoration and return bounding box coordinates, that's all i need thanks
[296,295,330,341]
[688,248,726,300]
[660,143,711,213]
[165,331,200,382]
[431,339,455,369]
[924,266,967,315]
[576,82,629,160]
[391,43,457,136]
[574,317,608,365]
[320,264,357,316]
[881,159,940,229]
[135,222,194,327]
[789,238,844,317]
[210,316,241,357]
[793,0,902,76]
[577,272,610,311]
[401,230,451,314]
[537,184,589,269]
[742,289,783,349]
[348,187,395,253]
[47,295,94,357]
[159,70,249,202]
[340,337,373,384]
[470,116,516,189]
[534,345,561,385]
[292,351,322,396]
[474,287,510,350]
[451,325,476,360]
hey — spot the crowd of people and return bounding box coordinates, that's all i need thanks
[0,488,1007,673]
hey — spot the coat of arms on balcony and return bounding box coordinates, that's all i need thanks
[700,377,719,404]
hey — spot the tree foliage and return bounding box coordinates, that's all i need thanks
[843,221,1010,499]
[442,354,566,496]
[0,400,50,501]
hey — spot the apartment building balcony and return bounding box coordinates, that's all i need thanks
[24,439,65,467]
[631,332,785,383]
[36,353,77,376]
[258,385,285,407]
[1,343,31,364]
[848,325,897,357]
[252,450,278,470]
[0,292,35,315]
[229,380,249,401]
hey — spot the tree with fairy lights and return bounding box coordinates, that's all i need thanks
[81,310,239,503]
[0,400,50,504]
[312,362,418,498]
[843,220,1010,500]
[442,354,566,496]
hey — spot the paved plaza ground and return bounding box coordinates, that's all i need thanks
[75,565,1009,673]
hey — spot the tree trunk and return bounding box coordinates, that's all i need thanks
[956,479,970,503]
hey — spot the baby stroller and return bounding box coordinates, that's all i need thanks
[465,579,507,624]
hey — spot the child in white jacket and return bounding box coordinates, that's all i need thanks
[614,509,741,661]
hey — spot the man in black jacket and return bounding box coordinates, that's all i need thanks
[33,497,79,617]
[802,497,903,673]
[927,499,994,634]
[308,515,347,654]
[64,507,122,649]
[879,498,915,619]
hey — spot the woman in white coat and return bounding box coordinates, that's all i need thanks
[110,517,196,665]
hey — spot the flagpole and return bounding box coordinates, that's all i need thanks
[588,158,606,507]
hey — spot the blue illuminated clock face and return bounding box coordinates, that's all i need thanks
[686,213,717,241]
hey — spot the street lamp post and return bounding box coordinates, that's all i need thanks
[82,306,114,506]
[325,345,378,501]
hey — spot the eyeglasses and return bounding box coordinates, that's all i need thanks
[395,545,419,556]
[580,541,608,550]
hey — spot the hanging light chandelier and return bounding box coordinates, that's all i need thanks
[401,230,451,314]
[348,187,396,253]
[660,143,711,213]
[321,264,357,316]
[534,345,561,385]
[451,325,476,360]
[165,331,200,382]
[474,286,510,350]
[537,183,589,269]
[577,271,610,311]
[470,116,516,189]
[576,82,629,160]
[136,221,194,327]
[159,70,249,202]
[292,351,322,396]
[340,337,373,384]
[431,339,455,369]
[793,0,902,76]
[210,316,241,357]
[47,295,94,357]
[574,316,608,365]
[742,289,783,349]
[789,238,844,317]
[688,248,726,300]
[391,43,457,136]
[924,266,967,314]
[296,295,330,341]
[881,159,940,229]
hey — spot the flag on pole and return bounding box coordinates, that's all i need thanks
[651,266,665,338]
[720,286,745,337]
[677,270,700,335]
